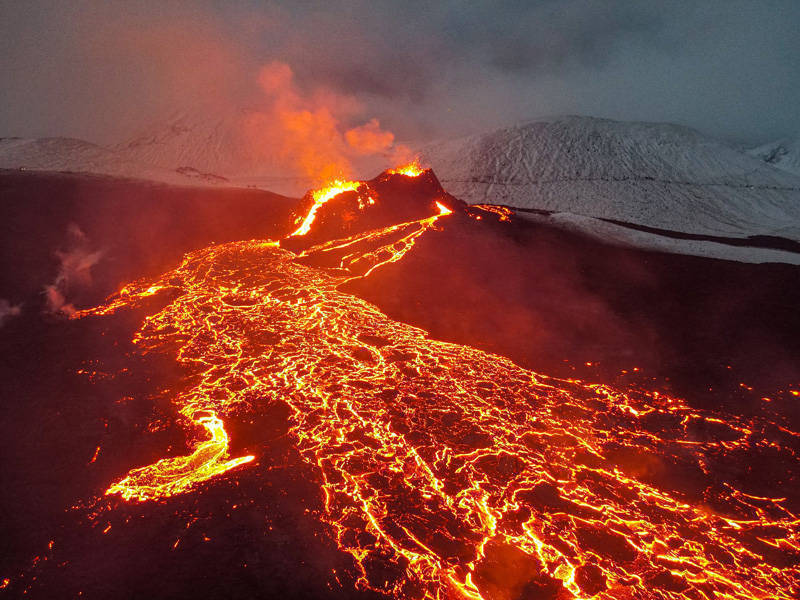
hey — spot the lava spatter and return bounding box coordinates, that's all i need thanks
[72,167,799,599]
[388,160,425,178]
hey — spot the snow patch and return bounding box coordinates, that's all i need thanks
[518,211,800,265]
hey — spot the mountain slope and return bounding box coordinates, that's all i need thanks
[114,110,260,175]
[0,137,227,187]
[113,109,332,195]
[420,116,800,242]
[749,137,800,177]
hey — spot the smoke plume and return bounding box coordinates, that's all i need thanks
[45,224,103,316]
[0,298,22,326]
[242,61,411,182]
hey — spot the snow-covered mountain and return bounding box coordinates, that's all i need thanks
[420,116,800,244]
[0,110,271,186]
[115,110,260,175]
[0,137,229,187]
[748,137,800,177]
[112,109,328,195]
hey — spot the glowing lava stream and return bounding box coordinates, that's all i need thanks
[290,179,361,237]
[75,174,454,506]
[74,171,799,599]
[106,413,254,502]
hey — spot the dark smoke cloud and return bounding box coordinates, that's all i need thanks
[1,1,798,146]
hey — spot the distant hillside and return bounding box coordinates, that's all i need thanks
[420,116,800,242]
[0,137,227,188]
[749,137,800,177]
[114,110,265,176]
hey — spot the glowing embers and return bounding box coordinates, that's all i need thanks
[106,412,254,502]
[388,160,425,177]
[290,179,361,237]
[471,204,513,222]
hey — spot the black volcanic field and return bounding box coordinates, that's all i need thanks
[0,169,798,598]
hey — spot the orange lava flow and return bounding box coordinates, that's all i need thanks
[472,204,514,222]
[297,200,452,278]
[290,180,361,237]
[105,413,254,502]
[74,178,799,599]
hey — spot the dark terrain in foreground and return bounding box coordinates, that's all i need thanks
[0,170,798,598]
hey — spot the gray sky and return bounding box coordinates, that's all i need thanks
[1,0,798,145]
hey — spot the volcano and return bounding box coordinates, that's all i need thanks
[1,166,798,599]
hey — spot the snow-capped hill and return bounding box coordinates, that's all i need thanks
[749,137,800,177]
[420,116,800,241]
[1,137,122,172]
[0,137,228,187]
[115,109,264,176]
[113,109,325,195]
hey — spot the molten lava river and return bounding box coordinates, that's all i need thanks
[21,169,799,598]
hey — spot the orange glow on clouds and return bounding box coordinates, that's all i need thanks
[345,118,396,155]
[244,61,407,183]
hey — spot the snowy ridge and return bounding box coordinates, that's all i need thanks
[113,109,320,195]
[749,137,800,177]
[115,110,263,176]
[0,137,228,187]
[420,116,800,243]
